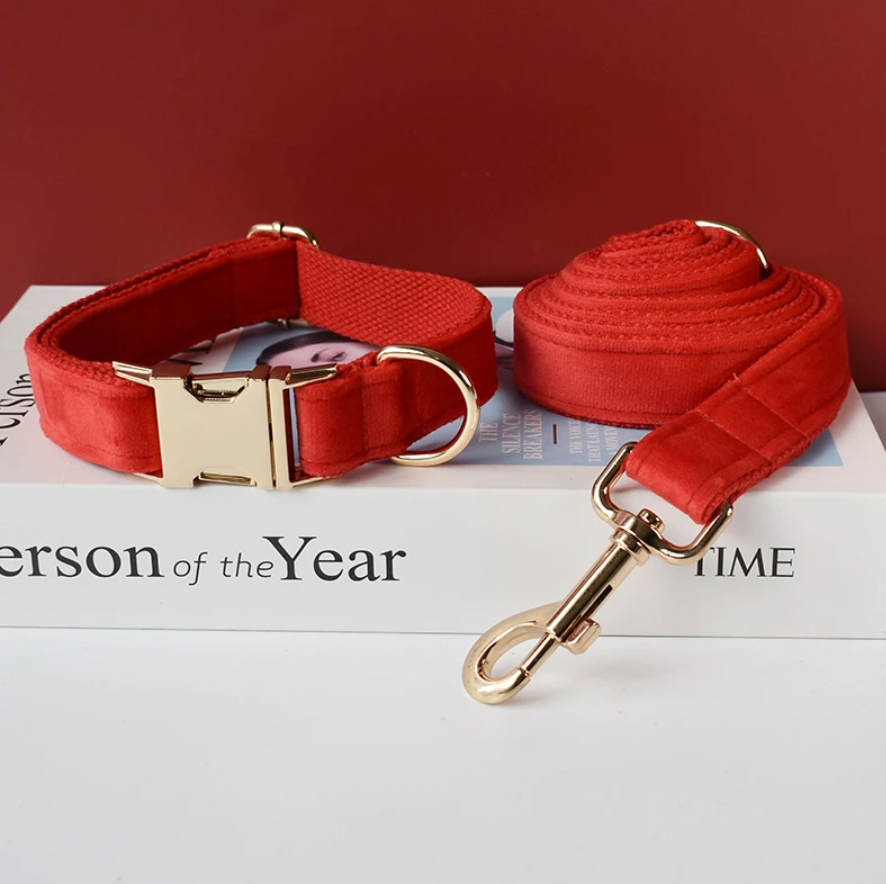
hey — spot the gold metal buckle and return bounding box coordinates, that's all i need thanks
[462,443,734,704]
[113,344,480,486]
[112,362,339,488]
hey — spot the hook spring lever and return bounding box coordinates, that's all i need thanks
[462,443,734,705]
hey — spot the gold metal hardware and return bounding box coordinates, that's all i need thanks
[376,344,481,467]
[463,443,734,704]
[247,222,319,326]
[111,226,480,485]
[112,361,338,488]
[695,219,770,275]
[246,222,319,248]
[112,343,480,485]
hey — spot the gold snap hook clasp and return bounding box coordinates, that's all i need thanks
[462,443,735,705]
[461,603,562,705]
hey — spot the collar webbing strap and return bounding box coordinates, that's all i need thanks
[25,234,498,481]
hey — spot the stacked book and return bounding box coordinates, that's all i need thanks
[1,286,885,638]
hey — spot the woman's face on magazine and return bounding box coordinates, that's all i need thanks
[263,338,376,369]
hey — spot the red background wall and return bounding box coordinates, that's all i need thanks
[3,0,885,388]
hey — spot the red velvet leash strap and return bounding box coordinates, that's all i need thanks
[514,220,851,523]
[25,235,498,479]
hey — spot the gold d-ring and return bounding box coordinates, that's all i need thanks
[695,219,770,275]
[246,222,320,248]
[377,344,480,467]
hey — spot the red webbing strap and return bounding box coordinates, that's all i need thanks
[25,235,498,478]
[514,220,851,524]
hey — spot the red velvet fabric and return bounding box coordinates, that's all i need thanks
[25,236,498,479]
[514,220,851,524]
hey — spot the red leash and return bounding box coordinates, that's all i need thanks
[464,219,851,703]
[515,219,850,523]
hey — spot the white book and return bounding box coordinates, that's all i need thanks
[1,285,884,638]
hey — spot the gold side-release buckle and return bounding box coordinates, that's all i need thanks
[113,345,480,487]
[112,362,339,487]
[463,443,735,704]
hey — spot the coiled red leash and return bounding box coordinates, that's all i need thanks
[463,220,851,704]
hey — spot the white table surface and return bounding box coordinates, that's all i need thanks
[2,393,885,884]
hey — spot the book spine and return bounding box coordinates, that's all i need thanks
[0,483,883,638]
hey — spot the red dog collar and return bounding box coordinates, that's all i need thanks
[25,224,498,487]
[465,219,851,704]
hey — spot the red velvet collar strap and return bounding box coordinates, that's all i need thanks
[25,233,498,482]
[514,220,851,523]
